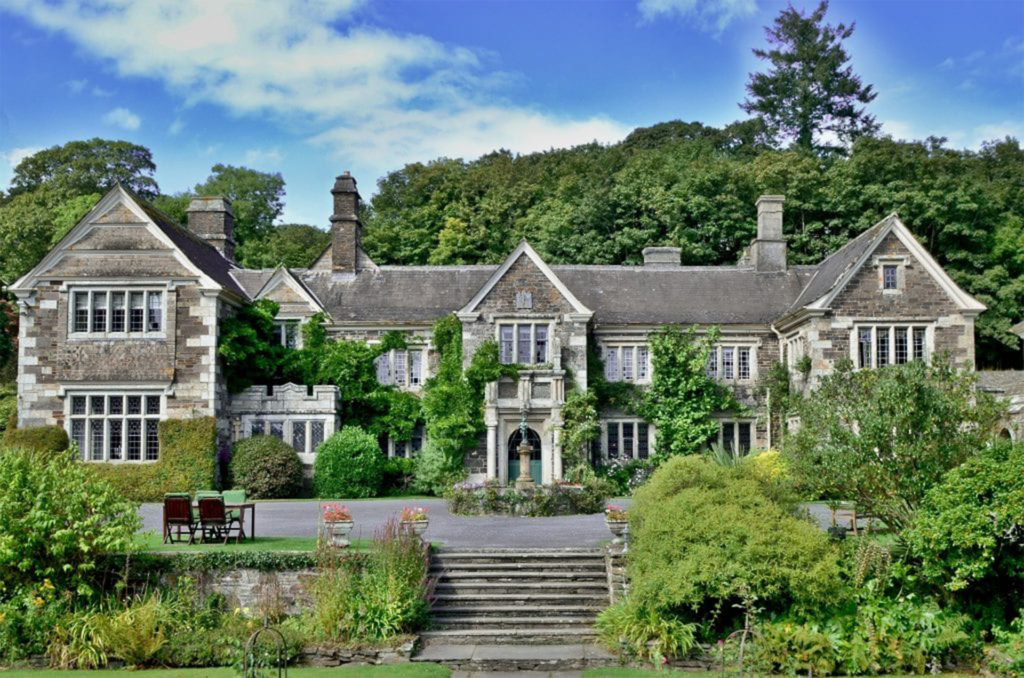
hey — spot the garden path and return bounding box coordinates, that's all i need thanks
[138,497,634,548]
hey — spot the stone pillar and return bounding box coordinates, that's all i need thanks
[552,425,563,482]
[486,423,497,481]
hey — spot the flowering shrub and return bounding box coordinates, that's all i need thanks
[400,506,428,522]
[447,479,609,516]
[605,504,628,521]
[322,503,352,522]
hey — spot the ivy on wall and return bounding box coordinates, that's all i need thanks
[638,325,741,457]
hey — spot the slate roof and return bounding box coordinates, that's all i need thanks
[128,188,248,298]
[977,371,1024,398]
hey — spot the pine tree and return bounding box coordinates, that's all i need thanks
[742,1,878,154]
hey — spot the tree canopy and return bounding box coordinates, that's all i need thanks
[7,138,158,199]
[193,163,285,246]
[742,1,878,153]
[236,223,330,269]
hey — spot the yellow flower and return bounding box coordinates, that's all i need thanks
[33,596,45,607]
[42,579,54,591]
[0,611,6,624]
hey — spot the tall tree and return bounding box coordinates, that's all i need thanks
[8,138,159,199]
[741,1,878,153]
[0,186,99,283]
[236,224,331,269]
[193,164,285,246]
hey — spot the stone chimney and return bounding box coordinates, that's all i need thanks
[642,246,681,267]
[330,172,362,274]
[750,195,786,272]
[187,196,235,263]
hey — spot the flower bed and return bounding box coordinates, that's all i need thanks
[446,480,606,516]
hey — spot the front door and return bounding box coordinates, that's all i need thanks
[507,427,542,485]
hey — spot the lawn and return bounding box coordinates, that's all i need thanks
[0,666,450,677]
[134,531,371,553]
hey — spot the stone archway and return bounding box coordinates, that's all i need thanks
[507,427,542,485]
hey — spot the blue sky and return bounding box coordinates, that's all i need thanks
[1,0,1022,226]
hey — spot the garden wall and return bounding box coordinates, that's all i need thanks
[166,567,316,616]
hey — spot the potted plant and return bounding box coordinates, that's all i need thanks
[321,503,354,548]
[400,506,429,536]
[605,504,628,544]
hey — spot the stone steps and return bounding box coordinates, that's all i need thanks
[432,604,601,615]
[432,592,608,604]
[433,615,599,630]
[419,628,599,645]
[434,582,607,594]
[411,642,616,671]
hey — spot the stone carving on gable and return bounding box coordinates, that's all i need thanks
[515,290,533,310]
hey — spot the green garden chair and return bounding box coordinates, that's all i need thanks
[222,489,246,522]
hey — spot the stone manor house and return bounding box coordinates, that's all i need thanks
[12,172,987,485]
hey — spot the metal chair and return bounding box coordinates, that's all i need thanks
[163,493,197,544]
[198,496,242,544]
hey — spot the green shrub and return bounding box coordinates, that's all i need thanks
[753,589,976,676]
[229,435,304,499]
[905,440,1024,621]
[629,455,841,630]
[313,425,384,498]
[446,478,610,516]
[596,600,697,665]
[0,587,71,662]
[0,446,139,602]
[412,440,465,495]
[3,424,69,454]
[991,612,1024,676]
[305,519,430,641]
[381,455,416,494]
[88,417,217,502]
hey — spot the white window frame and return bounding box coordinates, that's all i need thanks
[602,344,651,383]
[66,391,164,463]
[851,324,932,369]
[706,343,758,383]
[786,334,806,369]
[68,287,166,338]
[600,419,654,461]
[374,348,426,388]
[272,320,301,349]
[495,322,552,366]
[715,419,755,456]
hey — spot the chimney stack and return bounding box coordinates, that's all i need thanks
[186,196,235,263]
[642,246,681,267]
[330,172,361,274]
[751,195,786,272]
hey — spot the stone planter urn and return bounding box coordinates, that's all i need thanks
[606,520,628,545]
[402,519,429,537]
[324,520,354,548]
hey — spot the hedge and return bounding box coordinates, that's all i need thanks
[3,424,69,454]
[89,417,218,502]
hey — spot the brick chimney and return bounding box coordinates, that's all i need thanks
[186,196,235,263]
[330,172,361,274]
[750,195,786,272]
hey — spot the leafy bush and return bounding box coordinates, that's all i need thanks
[990,612,1024,676]
[305,519,430,641]
[88,417,217,502]
[0,585,71,662]
[3,424,69,454]
[629,455,840,630]
[594,457,655,496]
[381,455,416,494]
[596,600,697,665]
[313,426,384,498]
[753,587,976,676]
[906,440,1024,621]
[412,440,466,496]
[0,446,139,601]
[447,478,610,516]
[785,358,1002,531]
[229,435,304,499]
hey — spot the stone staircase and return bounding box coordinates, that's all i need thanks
[413,547,616,671]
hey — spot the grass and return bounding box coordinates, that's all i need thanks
[134,531,372,553]
[0,666,450,677]
[582,671,974,677]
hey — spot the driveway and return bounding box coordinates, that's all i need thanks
[140,496,633,548]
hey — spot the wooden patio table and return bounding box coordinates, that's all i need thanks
[161,502,256,542]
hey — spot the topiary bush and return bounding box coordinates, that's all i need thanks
[229,435,304,499]
[88,417,217,502]
[313,426,384,498]
[628,455,841,631]
[3,424,69,454]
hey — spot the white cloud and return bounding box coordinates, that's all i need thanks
[0,146,43,189]
[637,0,757,33]
[3,0,630,176]
[64,78,88,93]
[973,121,1024,145]
[168,118,185,135]
[244,147,284,167]
[101,107,141,131]
[91,86,113,97]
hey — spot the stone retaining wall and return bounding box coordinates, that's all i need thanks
[168,568,316,616]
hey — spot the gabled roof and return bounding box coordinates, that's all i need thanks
[788,213,985,316]
[252,265,327,317]
[458,239,591,317]
[1011,320,1024,339]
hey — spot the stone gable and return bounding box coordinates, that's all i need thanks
[69,223,168,251]
[476,253,575,316]
[830,233,960,319]
[94,204,145,224]
[260,278,319,317]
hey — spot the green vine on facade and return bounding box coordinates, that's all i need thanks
[638,325,740,457]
